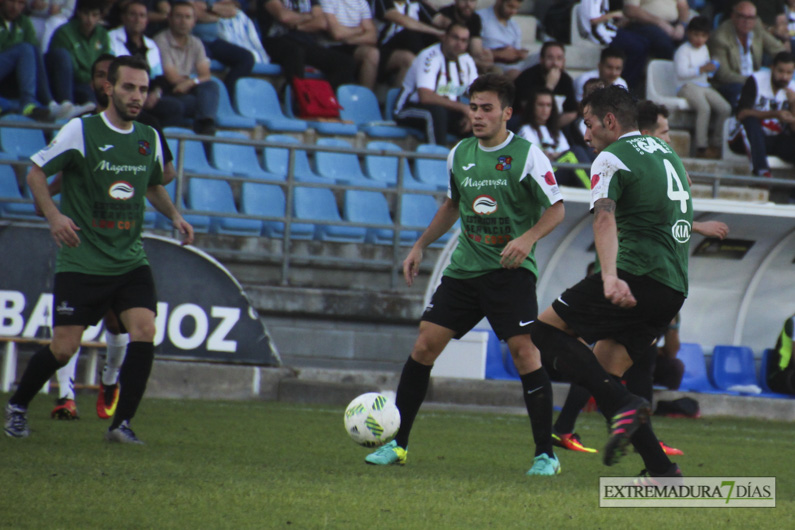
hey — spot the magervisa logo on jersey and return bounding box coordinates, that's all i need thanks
[672,220,691,243]
[472,195,498,215]
[108,181,135,200]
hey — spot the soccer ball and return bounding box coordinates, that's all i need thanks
[343,392,401,447]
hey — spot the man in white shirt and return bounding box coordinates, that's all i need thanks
[477,0,529,80]
[573,46,627,101]
[321,0,379,90]
[394,22,477,144]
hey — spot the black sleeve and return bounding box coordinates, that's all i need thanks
[157,126,173,165]
[418,1,438,23]
[374,0,395,20]
[737,76,757,112]
[558,73,578,113]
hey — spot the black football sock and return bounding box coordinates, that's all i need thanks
[9,346,65,408]
[530,320,629,418]
[554,383,592,435]
[630,422,673,474]
[394,356,432,449]
[520,367,554,457]
[110,342,154,430]
[624,345,655,402]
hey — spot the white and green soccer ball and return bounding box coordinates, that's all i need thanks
[343,392,401,447]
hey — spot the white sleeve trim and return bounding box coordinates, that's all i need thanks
[30,118,84,170]
[589,150,630,210]
[521,142,563,205]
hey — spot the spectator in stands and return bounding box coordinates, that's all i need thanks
[573,46,627,101]
[709,1,786,110]
[673,15,731,159]
[732,51,795,177]
[46,0,110,107]
[154,0,219,134]
[769,11,793,53]
[321,0,379,90]
[611,0,689,93]
[513,41,578,129]
[0,0,77,120]
[393,22,476,145]
[769,311,795,395]
[259,0,356,88]
[372,0,444,86]
[437,0,493,72]
[578,0,623,46]
[192,0,255,96]
[477,0,529,81]
[517,88,589,188]
[27,0,69,44]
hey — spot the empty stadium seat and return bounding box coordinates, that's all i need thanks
[156,179,211,233]
[0,165,38,219]
[343,189,413,244]
[234,78,308,132]
[0,115,47,159]
[710,345,760,394]
[646,60,691,111]
[240,182,314,239]
[263,134,327,182]
[484,330,519,381]
[187,178,261,235]
[293,186,366,242]
[209,77,257,129]
[336,84,408,139]
[677,343,723,394]
[252,63,283,76]
[414,144,450,190]
[364,141,435,189]
[314,138,383,186]
[163,127,227,176]
[400,193,452,245]
[211,131,282,181]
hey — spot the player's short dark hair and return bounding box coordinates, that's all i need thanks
[581,85,637,129]
[600,46,625,64]
[468,73,515,109]
[75,0,103,13]
[540,41,565,59]
[636,100,669,132]
[107,56,150,85]
[687,15,711,34]
[582,78,606,101]
[772,51,795,66]
[91,53,116,78]
[123,0,149,13]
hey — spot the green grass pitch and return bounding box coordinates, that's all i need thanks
[1,394,792,528]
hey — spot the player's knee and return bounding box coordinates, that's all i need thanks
[410,338,441,366]
[50,343,79,364]
[127,321,156,342]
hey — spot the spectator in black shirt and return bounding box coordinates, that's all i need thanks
[513,41,578,130]
[437,0,493,72]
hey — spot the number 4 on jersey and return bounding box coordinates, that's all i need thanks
[664,159,689,214]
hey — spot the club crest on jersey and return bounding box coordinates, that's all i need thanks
[138,140,151,155]
[495,156,512,171]
[472,195,498,215]
[672,220,691,243]
[108,181,135,200]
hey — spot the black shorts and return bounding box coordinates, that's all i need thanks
[552,270,685,362]
[52,265,157,328]
[421,268,538,341]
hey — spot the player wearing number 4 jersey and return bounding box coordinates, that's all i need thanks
[530,85,690,480]
[365,73,565,476]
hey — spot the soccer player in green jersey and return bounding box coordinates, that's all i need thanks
[529,86,691,480]
[4,56,193,444]
[365,73,566,476]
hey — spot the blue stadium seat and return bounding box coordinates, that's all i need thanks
[240,182,314,239]
[400,194,452,244]
[187,178,261,235]
[283,86,358,136]
[314,138,384,187]
[163,127,227,176]
[155,180,211,233]
[293,186,366,242]
[209,77,257,129]
[757,348,791,398]
[414,144,450,190]
[234,78,308,132]
[263,134,327,183]
[252,63,283,75]
[211,131,283,181]
[385,88,424,141]
[364,141,435,190]
[0,115,47,159]
[710,345,759,394]
[0,165,38,219]
[336,84,408,139]
[678,343,723,394]
[343,189,413,244]
[484,330,518,380]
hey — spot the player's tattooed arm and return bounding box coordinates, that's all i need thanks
[593,198,616,214]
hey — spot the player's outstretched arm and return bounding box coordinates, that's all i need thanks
[500,200,564,268]
[593,198,636,308]
[27,165,81,248]
[692,220,728,239]
[403,197,459,287]
[146,184,194,246]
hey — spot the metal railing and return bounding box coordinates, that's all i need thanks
[3,119,795,287]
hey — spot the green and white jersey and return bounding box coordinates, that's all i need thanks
[589,132,692,295]
[31,112,164,276]
[444,132,563,279]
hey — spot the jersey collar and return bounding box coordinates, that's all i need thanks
[478,131,514,152]
[100,111,135,134]
[619,131,641,139]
